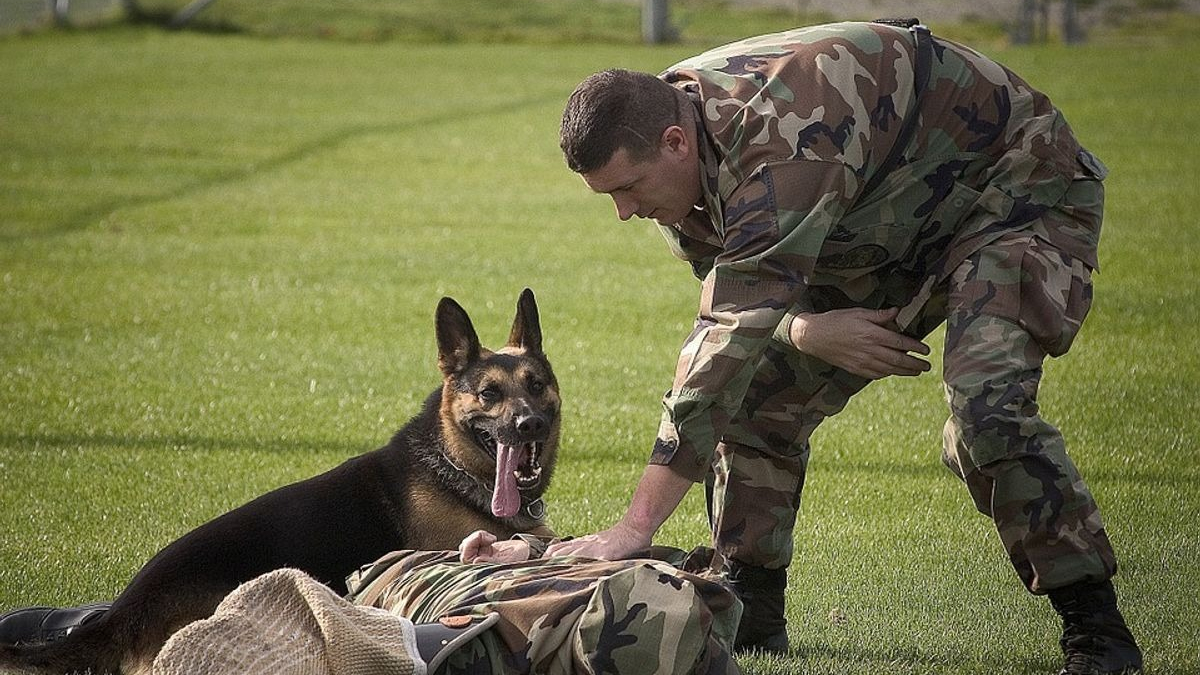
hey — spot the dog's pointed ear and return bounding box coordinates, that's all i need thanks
[506,288,543,353]
[436,297,481,376]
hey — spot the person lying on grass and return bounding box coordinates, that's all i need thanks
[339,530,743,675]
[1,530,744,675]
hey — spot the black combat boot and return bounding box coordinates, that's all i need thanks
[726,561,789,653]
[1048,580,1143,675]
[0,602,110,645]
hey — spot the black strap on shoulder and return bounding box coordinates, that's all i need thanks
[860,20,934,199]
[873,17,920,28]
[414,612,500,673]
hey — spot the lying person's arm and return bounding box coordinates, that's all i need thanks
[459,530,564,563]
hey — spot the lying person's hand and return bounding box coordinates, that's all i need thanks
[788,307,931,380]
[458,530,532,564]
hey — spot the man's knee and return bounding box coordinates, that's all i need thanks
[942,371,1050,471]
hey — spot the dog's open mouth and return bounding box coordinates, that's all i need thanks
[474,429,544,519]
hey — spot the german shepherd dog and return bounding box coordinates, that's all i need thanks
[0,289,560,675]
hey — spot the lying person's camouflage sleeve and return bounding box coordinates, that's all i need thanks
[648,21,1106,482]
[346,547,742,675]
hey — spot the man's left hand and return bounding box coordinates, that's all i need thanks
[788,307,931,379]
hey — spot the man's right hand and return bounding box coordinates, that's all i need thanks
[788,307,931,379]
[545,463,692,560]
[543,519,652,560]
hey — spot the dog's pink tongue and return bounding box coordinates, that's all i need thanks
[491,444,520,519]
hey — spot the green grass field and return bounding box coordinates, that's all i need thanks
[1,12,1198,675]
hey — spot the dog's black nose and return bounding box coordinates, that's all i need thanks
[516,414,546,438]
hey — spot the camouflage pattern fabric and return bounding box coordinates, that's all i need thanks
[644,22,1116,592]
[346,548,742,675]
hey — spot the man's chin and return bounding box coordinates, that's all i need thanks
[652,211,685,226]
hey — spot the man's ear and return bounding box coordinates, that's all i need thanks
[660,124,690,159]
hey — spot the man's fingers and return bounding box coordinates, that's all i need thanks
[879,349,931,375]
[545,538,579,557]
[546,534,608,559]
[891,353,931,376]
[868,307,901,324]
[852,350,931,379]
[898,335,932,356]
[884,332,929,355]
[843,357,889,380]
[862,319,929,356]
[547,542,586,557]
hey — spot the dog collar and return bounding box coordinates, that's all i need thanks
[523,498,546,520]
[433,451,547,522]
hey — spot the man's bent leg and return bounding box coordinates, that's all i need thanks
[707,440,809,571]
[941,311,1115,591]
[941,233,1140,674]
[707,439,804,654]
[712,339,870,652]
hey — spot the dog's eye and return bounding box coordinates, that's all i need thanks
[479,386,501,403]
[528,380,546,395]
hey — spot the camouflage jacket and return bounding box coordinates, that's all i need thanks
[650,21,1107,481]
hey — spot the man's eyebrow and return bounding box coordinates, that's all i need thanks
[594,179,634,195]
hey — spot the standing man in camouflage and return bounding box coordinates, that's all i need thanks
[548,20,1142,674]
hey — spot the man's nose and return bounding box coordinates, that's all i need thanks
[613,195,637,221]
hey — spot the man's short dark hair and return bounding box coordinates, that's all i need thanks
[559,69,682,174]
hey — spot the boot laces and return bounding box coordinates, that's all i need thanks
[1059,618,1140,674]
[1061,642,1104,675]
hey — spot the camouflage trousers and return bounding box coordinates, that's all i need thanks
[710,177,1118,594]
[346,547,742,675]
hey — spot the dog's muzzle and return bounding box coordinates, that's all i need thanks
[473,429,544,490]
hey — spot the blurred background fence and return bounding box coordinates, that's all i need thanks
[2,0,126,30]
[1,0,1196,42]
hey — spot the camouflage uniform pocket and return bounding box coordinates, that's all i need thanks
[815,179,979,282]
[1019,240,1094,357]
[950,234,1093,358]
[1076,148,1109,181]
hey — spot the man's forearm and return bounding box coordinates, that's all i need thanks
[622,463,695,538]
[542,461,696,559]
